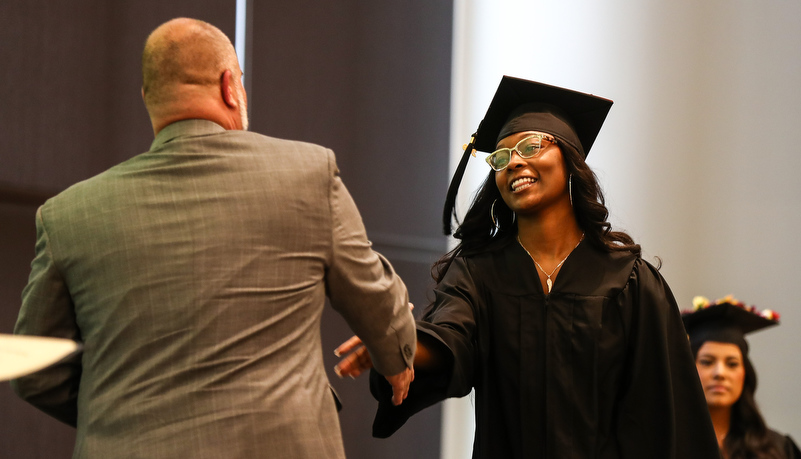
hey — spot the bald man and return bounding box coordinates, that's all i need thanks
[11,18,415,459]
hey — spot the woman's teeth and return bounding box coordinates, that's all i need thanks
[511,177,536,192]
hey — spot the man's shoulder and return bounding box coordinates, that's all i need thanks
[41,167,118,216]
[222,130,331,154]
[44,128,337,212]
[156,120,333,156]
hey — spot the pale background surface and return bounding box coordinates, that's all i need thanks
[445,0,801,456]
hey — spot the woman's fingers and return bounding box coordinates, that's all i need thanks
[334,335,363,357]
[334,342,373,378]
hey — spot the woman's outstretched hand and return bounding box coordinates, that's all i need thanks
[334,335,414,406]
[334,335,372,378]
[333,303,415,405]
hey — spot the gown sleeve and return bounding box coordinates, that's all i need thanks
[370,257,480,438]
[614,259,720,458]
[783,433,801,459]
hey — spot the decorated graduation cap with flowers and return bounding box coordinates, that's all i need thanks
[681,295,780,356]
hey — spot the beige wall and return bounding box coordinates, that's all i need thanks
[448,0,801,452]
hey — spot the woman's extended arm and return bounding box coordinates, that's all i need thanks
[335,330,441,378]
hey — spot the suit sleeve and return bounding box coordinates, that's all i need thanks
[615,260,720,458]
[10,205,82,427]
[322,150,416,377]
[370,257,479,438]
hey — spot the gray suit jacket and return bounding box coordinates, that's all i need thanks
[12,119,416,458]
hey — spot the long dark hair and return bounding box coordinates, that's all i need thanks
[690,343,782,459]
[434,141,640,282]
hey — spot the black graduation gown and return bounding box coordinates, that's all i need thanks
[766,429,801,459]
[370,238,720,459]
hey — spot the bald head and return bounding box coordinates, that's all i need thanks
[141,18,247,134]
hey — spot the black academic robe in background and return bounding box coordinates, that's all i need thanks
[371,238,720,459]
[766,429,801,459]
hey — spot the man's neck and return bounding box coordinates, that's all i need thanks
[147,87,241,135]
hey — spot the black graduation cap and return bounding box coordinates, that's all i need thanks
[681,298,779,354]
[442,76,614,235]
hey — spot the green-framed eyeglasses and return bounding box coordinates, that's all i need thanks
[485,133,558,172]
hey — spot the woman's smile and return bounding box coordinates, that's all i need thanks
[511,176,538,193]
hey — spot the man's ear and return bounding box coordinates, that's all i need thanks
[220,69,237,108]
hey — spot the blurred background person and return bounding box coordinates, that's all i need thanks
[683,295,801,459]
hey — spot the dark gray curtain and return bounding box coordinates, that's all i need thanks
[0,1,452,457]
[247,1,454,454]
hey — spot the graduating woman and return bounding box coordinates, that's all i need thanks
[683,296,801,459]
[336,77,719,458]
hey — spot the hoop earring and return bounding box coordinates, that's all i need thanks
[569,174,574,208]
[490,199,501,230]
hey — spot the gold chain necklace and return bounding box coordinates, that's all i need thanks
[517,233,584,293]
